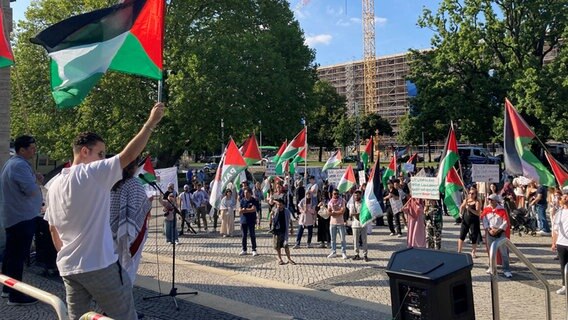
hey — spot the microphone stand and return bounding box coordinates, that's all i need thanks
[139,174,197,310]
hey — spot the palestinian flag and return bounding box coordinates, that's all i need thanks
[337,165,356,193]
[209,138,248,208]
[437,124,460,193]
[240,134,262,166]
[444,167,464,218]
[322,150,341,172]
[289,147,307,175]
[274,140,287,175]
[407,152,418,164]
[261,176,273,198]
[504,98,555,186]
[360,161,384,226]
[31,0,164,108]
[382,156,396,188]
[276,128,306,166]
[545,152,568,188]
[361,138,373,171]
[0,8,14,68]
[136,156,156,185]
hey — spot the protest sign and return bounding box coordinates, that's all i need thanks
[327,168,346,189]
[471,164,500,183]
[409,176,439,200]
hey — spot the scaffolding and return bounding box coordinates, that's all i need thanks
[317,52,411,137]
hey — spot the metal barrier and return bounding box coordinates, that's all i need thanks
[0,273,67,319]
[489,238,552,320]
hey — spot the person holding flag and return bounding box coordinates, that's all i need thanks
[348,190,369,261]
[44,103,165,320]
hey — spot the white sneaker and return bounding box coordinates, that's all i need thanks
[327,252,337,258]
[252,251,258,257]
[557,286,566,295]
[239,251,247,256]
[342,253,348,260]
[486,268,492,274]
[389,232,396,236]
[503,271,513,278]
[539,230,551,236]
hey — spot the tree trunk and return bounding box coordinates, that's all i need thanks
[319,146,323,162]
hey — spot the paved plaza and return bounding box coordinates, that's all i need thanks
[1,204,567,319]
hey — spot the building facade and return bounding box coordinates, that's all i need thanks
[316,52,411,137]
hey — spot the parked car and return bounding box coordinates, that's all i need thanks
[435,146,499,164]
[202,162,218,173]
[343,155,358,163]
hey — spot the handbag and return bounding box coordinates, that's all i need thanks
[317,206,330,219]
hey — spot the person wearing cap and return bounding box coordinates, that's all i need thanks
[482,193,513,278]
[178,184,193,235]
[348,190,369,261]
[0,135,43,305]
[240,189,260,256]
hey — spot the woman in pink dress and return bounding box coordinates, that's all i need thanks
[402,197,426,248]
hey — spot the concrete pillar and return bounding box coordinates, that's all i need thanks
[0,0,13,256]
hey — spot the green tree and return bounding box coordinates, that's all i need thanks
[405,0,568,144]
[333,116,355,151]
[360,113,393,139]
[306,80,347,161]
[11,0,317,166]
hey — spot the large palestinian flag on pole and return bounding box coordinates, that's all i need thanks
[360,161,384,226]
[322,149,342,172]
[0,8,14,68]
[361,138,372,171]
[289,147,307,175]
[503,98,555,186]
[31,0,164,108]
[444,167,464,218]
[337,165,356,194]
[209,138,248,208]
[437,124,460,193]
[382,156,396,188]
[545,152,568,189]
[276,128,306,167]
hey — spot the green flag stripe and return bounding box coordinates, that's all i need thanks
[109,32,161,80]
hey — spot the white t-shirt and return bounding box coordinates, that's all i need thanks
[45,155,122,276]
[554,208,568,247]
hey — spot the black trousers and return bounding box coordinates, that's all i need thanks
[558,244,568,285]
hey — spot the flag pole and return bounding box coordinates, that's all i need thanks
[304,123,308,186]
[157,80,163,102]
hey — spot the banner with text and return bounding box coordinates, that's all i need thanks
[408,176,439,200]
[327,168,346,189]
[471,164,500,183]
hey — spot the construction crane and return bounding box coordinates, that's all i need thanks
[362,0,377,115]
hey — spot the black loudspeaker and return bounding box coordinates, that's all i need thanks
[386,248,475,320]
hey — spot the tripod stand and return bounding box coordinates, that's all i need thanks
[140,176,197,310]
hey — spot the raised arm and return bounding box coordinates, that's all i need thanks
[119,103,165,168]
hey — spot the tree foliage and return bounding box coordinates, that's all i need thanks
[11,0,317,165]
[402,0,568,144]
[307,80,347,161]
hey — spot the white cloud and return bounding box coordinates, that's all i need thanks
[326,6,344,16]
[350,17,362,24]
[305,34,333,47]
[375,16,388,26]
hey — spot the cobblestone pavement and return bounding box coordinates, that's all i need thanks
[2,204,567,319]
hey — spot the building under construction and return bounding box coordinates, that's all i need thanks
[316,52,411,139]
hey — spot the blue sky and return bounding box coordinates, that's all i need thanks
[10,0,440,66]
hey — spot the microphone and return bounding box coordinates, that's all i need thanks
[138,173,156,186]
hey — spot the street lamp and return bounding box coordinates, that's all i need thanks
[221,118,224,153]
[258,120,262,149]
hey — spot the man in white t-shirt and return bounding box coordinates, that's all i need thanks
[44,103,164,320]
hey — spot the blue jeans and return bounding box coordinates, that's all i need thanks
[241,223,257,252]
[330,224,346,254]
[535,204,550,233]
[296,225,313,245]
[486,234,510,272]
[164,220,178,243]
[1,219,36,302]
